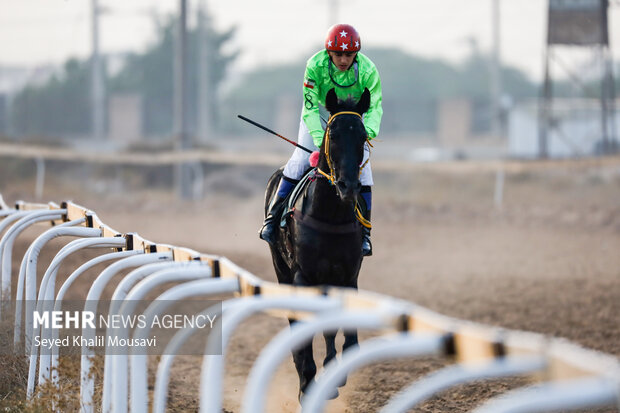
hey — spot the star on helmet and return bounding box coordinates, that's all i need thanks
[325,24,361,52]
[340,43,348,50]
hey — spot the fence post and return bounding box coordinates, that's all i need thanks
[35,157,45,200]
[26,235,120,398]
[23,226,101,353]
[302,333,445,412]
[379,357,546,413]
[241,311,400,413]
[14,218,86,350]
[50,249,143,387]
[472,377,620,413]
[100,258,175,413]
[154,300,230,413]
[494,167,505,209]
[79,253,179,413]
[107,263,211,413]
[37,238,131,385]
[199,295,341,413]
[130,277,238,413]
[1,209,65,310]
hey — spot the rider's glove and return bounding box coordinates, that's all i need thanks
[309,151,320,167]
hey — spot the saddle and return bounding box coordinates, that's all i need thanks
[278,168,369,231]
[279,168,316,227]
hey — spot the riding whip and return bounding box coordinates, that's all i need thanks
[237,115,313,154]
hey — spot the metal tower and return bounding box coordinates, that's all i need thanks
[539,0,617,157]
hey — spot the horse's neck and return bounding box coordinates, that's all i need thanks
[307,135,357,223]
[305,179,355,224]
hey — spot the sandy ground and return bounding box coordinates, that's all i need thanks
[2,152,620,412]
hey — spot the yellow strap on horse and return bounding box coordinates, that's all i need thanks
[318,111,372,229]
[355,205,372,229]
[316,167,336,184]
[320,111,367,183]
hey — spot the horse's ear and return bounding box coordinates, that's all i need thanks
[356,88,371,115]
[325,88,339,113]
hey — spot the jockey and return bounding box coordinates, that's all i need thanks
[259,23,383,256]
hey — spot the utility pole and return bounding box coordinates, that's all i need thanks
[91,0,105,140]
[539,50,551,159]
[329,0,340,26]
[197,0,211,143]
[490,0,503,139]
[174,0,192,199]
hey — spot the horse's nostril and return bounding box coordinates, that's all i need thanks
[337,180,361,191]
[336,180,361,202]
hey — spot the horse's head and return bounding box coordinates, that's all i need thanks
[320,88,371,204]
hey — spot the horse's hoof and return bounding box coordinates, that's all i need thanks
[299,387,339,403]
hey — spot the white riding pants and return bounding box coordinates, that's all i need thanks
[282,111,374,186]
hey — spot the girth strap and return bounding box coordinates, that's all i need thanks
[293,209,360,234]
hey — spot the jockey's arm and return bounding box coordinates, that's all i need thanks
[363,67,383,140]
[301,65,326,148]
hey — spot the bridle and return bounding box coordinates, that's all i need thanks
[316,111,369,184]
[316,110,372,229]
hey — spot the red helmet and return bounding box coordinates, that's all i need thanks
[325,24,361,52]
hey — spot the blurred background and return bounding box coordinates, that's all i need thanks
[1,0,620,199]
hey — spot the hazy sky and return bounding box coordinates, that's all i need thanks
[2,0,620,81]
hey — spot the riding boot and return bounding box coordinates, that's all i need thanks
[259,177,297,245]
[361,187,372,256]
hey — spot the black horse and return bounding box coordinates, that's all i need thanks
[263,88,371,398]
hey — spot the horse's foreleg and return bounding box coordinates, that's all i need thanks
[289,270,320,398]
[343,281,360,354]
[331,329,359,388]
[343,330,358,351]
[323,332,337,367]
[288,318,317,398]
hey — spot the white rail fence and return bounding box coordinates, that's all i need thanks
[0,195,619,413]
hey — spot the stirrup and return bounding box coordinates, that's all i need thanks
[362,237,372,256]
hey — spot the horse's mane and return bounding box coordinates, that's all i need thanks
[336,95,360,112]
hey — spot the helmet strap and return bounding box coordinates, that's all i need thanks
[328,58,359,88]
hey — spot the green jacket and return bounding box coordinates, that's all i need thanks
[302,50,383,147]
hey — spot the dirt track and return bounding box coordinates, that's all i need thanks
[3,155,620,412]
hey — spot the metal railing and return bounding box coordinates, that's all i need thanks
[0,196,618,413]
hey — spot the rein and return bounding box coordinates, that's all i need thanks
[316,111,372,229]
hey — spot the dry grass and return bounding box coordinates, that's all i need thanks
[0,314,103,412]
